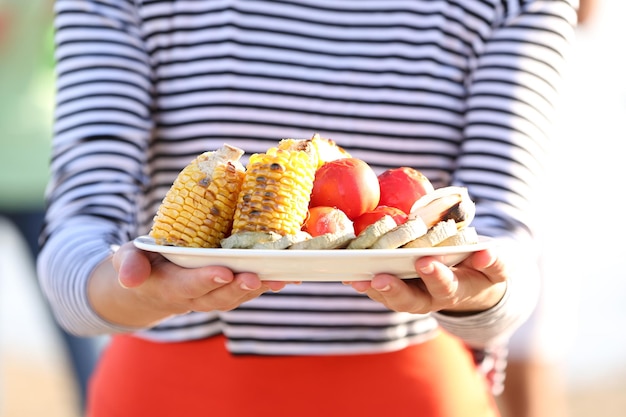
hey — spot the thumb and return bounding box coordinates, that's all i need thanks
[113,243,152,288]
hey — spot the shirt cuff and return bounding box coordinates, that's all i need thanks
[432,237,541,349]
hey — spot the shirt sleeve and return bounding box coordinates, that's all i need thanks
[433,0,577,348]
[37,0,155,335]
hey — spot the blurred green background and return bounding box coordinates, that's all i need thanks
[0,0,54,210]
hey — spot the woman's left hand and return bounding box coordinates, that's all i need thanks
[347,248,507,314]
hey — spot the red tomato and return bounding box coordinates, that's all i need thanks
[302,206,353,237]
[309,158,380,220]
[353,206,408,236]
[377,167,434,214]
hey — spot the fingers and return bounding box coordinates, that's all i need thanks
[120,242,291,312]
[413,252,505,312]
[415,258,459,301]
[185,274,289,311]
[350,275,432,313]
[349,249,506,314]
[464,248,507,284]
[187,272,261,311]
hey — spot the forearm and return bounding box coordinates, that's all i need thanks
[37,219,143,335]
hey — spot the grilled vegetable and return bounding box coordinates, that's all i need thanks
[352,205,407,237]
[289,230,356,250]
[309,133,351,168]
[370,218,428,249]
[409,186,475,230]
[347,215,397,249]
[221,231,282,249]
[231,139,317,236]
[403,219,458,248]
[150,144,245,248]
[437,226,479,247]
[251,231,312,249]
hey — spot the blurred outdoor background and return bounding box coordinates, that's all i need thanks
[1,1,625,416]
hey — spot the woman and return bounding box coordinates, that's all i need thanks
[38,1,577,416]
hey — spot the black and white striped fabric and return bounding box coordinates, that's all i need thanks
[39,0,576,354]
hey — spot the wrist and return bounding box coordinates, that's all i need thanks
[88,257,175,329]
[438,281,507,316]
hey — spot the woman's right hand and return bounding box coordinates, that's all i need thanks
[88,241,288,329]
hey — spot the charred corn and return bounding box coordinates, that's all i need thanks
[150,144,246,248]
[231,140,317,236]
[309,133,351,168]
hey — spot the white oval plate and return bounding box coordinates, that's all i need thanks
[133,235,494,282]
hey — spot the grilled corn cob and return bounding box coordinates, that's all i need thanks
[231,140,317,236]
[309,133,351,168]
[150,144,246,248]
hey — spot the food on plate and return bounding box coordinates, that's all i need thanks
[149,144,246,248]
[347,215,398,249]
[408,186,475,230]
[220,231,282,249]
[302,206,354,237]
[149,135,481,252]
[437,226,479,247]
[352,205,407,236]
[370,218,429,249]
[309,133,352,168]
[377,167,434,214]
[289,229,356,250]
[251,231,312,249]
[309,157,380,220]
[231,139,317,236]
[402,219,458,248]
[397,187,478,248]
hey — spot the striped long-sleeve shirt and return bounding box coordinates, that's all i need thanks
[38,0,577,356]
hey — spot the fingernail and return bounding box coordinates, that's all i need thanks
[214,276,229,284]
[419,263,434,275]
[240,282,253,291]
[351,281,369,293]
[376,284,391,292]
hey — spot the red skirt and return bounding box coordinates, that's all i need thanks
[88,331,499,417]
